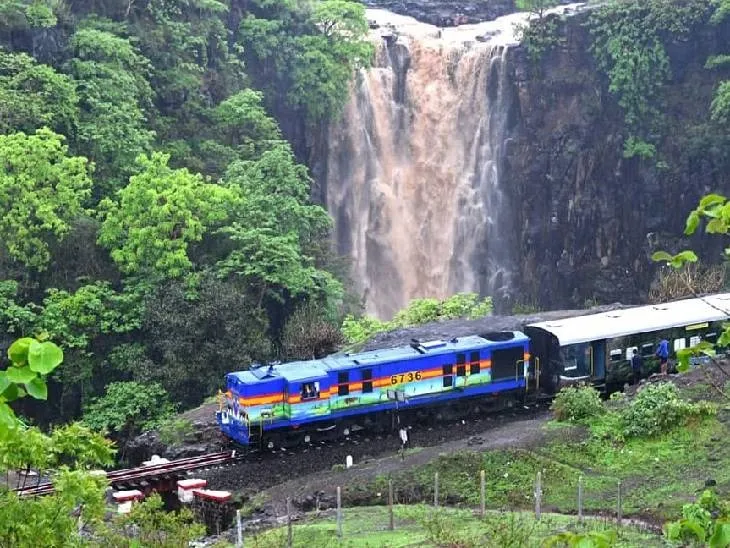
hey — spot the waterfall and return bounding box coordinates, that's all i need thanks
[325,6,583,319]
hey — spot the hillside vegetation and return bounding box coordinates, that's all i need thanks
[0,0,372,433]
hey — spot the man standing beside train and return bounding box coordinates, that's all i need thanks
[656,339,670,375]
[630,348,643,385]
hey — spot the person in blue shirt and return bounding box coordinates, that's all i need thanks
[656,339,670,375]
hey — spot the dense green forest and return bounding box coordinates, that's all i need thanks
[0,0,373,428]
[0,0,728,434]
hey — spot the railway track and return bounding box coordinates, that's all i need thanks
[15,450,240,497]
[15,399,551,498]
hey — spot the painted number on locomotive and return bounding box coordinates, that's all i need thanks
[390,371,423,385]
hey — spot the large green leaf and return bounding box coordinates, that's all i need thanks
[684,210,700,235]
[698,193,727,211]
[25,377,48,400]
[2,383,20,402]
[27,340,63,374]
[710,522,730,548]
[0,371,9,394]
[6,365,37,384]
[0,403,16,427]
[650,251,673,263]
[7,337,34,365]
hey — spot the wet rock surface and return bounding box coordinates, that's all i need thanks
[503,13,730,309]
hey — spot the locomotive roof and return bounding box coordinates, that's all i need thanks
[527,293,730,346]
[229,332,528,385]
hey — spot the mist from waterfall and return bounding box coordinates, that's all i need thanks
[325,5,584,319]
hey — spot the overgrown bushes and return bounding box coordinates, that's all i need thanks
[620,382,715,438]
[552,382,716,439]
[550,385,605,423]
[341,293,493,345]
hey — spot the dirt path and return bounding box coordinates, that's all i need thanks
[256,414,554,516]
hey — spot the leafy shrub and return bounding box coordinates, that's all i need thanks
[83,381,176,441]
[98,492,205,547]
[157,418,194,446]
[544,530,617,548]
[665,490,730,546]
[551,385,605,423]
[341,293,493,344]
[620,382,716,438]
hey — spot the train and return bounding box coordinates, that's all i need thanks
[217,293,730,448]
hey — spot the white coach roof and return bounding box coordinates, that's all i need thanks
[527,293,730,346]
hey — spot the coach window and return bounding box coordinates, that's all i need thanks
[705,332,718,344]
[443,364,453,387]
[469,351,480,374]
[640,343,654,357]
[609,349,623,362]
[456,353,466,377]
[362,369,373,393]
[338,372,350,396]
[301,382,319,400]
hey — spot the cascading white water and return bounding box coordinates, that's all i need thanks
[326,5,584,319]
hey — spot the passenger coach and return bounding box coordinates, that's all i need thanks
[525,293,730,392]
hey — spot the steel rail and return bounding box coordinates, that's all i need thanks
[15,450,238,497]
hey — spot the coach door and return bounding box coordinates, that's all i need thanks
[590,340,606,380]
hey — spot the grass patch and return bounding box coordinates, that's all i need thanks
[345,412,728,522]
[238,505,662,547]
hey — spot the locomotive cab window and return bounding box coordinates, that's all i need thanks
[470,351,481,374]
[301,382,319,400]
[338,372,350,396]
[362,369,373,393]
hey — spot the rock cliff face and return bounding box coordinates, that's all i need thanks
[316,8,730,316]
[505,13,730,310]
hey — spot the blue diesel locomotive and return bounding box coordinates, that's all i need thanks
[217,293,730,449]
[218,332,530,447]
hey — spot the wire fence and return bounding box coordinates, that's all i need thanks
[229,470,663,547]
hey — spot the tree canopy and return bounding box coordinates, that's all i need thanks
[0,0,367,427]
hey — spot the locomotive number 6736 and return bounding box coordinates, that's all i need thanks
[391,371,422,385]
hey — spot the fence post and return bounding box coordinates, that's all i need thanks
[286,498,292,548]
[480,470,486,517]
[388,479,394,531]
[617,480,622,529]
[434,472,439,508]
[337,486,343,538]
[236,509,243,547]
[578,475,583,523]
[536,471,542,519]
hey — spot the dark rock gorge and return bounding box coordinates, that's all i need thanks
[309,5,730,319]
